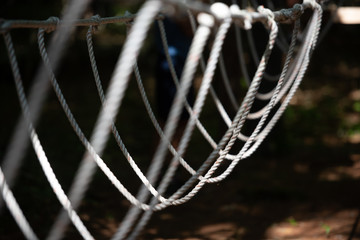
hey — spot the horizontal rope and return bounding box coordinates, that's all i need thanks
[0,0,321,33]
[0,14,140,31]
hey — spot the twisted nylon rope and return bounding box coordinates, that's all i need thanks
[186,9,254,145]
[224,21,302,161]
[1,0,322,238]
[0,0,91,212]
[157,19,218,149]
[3,31,94,240]
[226,18,301,157]
[242,1,322,159]
[208,12,285,181]
[135,4,299,204]
[46,4,163,240]
[187,6,271,145]
[127,13,233,239]
[208,7,305,143]
[36,1,167,225]
[112,12,214,240]
[138,8,278,213]
[237,1,281,83]
[45,22,175,240]
[38,27,162,209]
[265,0,291,51]
[48,2,163,240]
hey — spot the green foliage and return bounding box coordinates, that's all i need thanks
[321,223,331,236]
[353,101,360,112]
[287,217,297,226]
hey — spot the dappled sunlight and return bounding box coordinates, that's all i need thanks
[265,209,360,240]
[195,222,240,240]
[319,153,360,181]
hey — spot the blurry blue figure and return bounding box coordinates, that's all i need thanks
[155,17,194,123]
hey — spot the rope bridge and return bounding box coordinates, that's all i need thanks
[0,0,323,239]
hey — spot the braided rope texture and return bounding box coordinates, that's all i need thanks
[0,0,323,239]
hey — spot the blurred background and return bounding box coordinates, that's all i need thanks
[0,0,360,239]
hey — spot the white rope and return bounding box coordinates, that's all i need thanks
[3,31,94,240]
[46,16,170,239]
[242,1,323,159]
[112,12,215,240]
[153,10,279,210]
[0,162,38,240]
[0,0,91,212]
[157,19,218,149]
[37,1,164,222]
[127,9,233,239]
[1,0,323,238]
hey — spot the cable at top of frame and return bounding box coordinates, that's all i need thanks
[0,0,323,33]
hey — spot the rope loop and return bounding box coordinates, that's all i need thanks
[45,16,60,33]
[124,11,134,27]
[229,4,252,30]
[210,2,231,20]
[258,5,275,20]
[257,5,275,28]
[278,3,304,22]
[303,0,317,9]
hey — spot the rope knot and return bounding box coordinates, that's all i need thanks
[229,4,252,30]
[257,5,275,20]
[210,2,231,20]
[257,5,275,28]
[278,3,304,22]
[90,15,101,33]
[45,16,60,33]
[124,11,134,27]
[0,18,7,34]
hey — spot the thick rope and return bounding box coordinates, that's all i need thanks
[0,166,38,240]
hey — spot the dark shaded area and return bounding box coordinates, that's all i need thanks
[1,1,360,240]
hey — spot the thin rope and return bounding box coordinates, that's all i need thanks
[127,11,233,239]
[242,2,323,159]
[157,19,218,149]
[1,0,323,238]
[46,18,169,239]
[0,0,91,212]
[155,10,279,209]
[3,31,94,240]
[0,13,148,31]
[36,1,165,215]
[112,12,214,240]
[128,7,277,214]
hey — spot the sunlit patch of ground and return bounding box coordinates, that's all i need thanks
[195,222,239,240]
[319,154,360,181]
[265,209,360,240]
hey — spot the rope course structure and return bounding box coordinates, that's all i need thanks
[0,0,325,239]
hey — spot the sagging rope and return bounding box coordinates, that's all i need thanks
[0,0,323,239]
